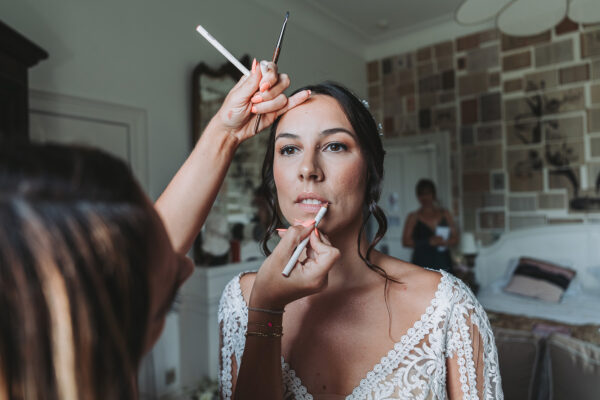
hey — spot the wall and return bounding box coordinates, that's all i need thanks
[365,18,600,245]
[0,0,365,396]
[0,0,365,199]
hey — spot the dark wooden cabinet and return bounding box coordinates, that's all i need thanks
[0,20,47,143]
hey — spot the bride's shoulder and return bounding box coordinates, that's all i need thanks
[375,255,441,308]
[238,271,257,304]
[221,271,257,306]
[380,255,440,289]
[378,255,475,309]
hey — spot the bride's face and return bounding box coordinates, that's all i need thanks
[273,95,367,233]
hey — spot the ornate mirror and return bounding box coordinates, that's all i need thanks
[191,56,269,265]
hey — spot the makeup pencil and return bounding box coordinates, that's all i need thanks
[282,204,328,277]
[196,25,250,76]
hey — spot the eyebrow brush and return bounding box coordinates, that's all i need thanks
[253,11,289,134]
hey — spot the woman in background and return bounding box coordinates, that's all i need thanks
[402,179,458,272]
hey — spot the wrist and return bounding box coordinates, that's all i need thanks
[200,115,240,154]
[248,289,287,312]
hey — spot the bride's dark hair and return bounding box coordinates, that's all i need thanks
[259,81,392,281]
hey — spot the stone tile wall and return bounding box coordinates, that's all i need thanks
[366,20,600,244]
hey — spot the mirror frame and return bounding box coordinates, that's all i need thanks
[191,55,251,147]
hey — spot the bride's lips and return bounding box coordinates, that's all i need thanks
[295,192,330,213]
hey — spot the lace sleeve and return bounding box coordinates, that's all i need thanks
[218,275,248,400]
[445,280,503,400]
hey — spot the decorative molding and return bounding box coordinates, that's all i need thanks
[28,90,149,191]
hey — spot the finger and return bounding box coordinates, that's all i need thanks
[302,237,339,277]
[232,59,262,99]
[276,228,287,239]
[318,231,332,246]
[305,240,317,261]
[259,61,278,92]
[253,90,309,132]
[252,73,290,103]
[252,93,288,114]
[272,223,314,258]
[308,231,337,256]
[275,90,311,118]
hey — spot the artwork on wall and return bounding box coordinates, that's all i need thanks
[507,88,600,210]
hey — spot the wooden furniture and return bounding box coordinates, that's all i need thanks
[0,20,48,143]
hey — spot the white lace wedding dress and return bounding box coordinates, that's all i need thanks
[218,270,503,399]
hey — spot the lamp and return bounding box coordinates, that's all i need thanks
[459,232,480,294]
[460,232,478,256]
[460,232,479,272]
[455,0,600,37]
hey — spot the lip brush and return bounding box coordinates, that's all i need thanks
[253,11,289,134]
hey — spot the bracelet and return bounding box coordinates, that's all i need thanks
[248,321,283,329]
[248,306,284,315]
[246,331,283,338]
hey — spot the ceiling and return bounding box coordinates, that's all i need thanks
[252,0,465,57]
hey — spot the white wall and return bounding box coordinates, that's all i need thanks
[0,0,365,396]
[0,0,365,199]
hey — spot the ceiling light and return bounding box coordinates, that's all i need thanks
[456,0,600,37]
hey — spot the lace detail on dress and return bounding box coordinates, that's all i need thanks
[218,273,250,399]
[218,271,503,400]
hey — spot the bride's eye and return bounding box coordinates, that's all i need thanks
[280,145,299,156]
[324,142,348,152]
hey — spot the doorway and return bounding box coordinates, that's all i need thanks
[375,131,452,262]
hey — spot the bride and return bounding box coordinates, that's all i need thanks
[218,81,503,399]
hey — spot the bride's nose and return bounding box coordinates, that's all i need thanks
[298,150,324,182]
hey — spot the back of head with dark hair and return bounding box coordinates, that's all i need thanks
[259,81,394,283]
[0,143,153,399]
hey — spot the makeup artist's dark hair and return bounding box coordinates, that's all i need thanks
[259,81,394,284]
[0,143,152,399]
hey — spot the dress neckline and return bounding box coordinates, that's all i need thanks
[235,270,450,399]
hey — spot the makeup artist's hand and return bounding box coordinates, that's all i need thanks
[250,224,340,310]
[211,59,311,144]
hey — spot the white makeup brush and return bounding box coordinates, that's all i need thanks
[282,204,328,277]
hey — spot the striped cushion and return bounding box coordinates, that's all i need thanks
[504,257,576,302]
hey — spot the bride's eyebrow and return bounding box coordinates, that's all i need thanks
[321,128,356,138]
[275,128,356,142]
[275,132,299,141]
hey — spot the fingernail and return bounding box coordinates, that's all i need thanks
[314,228,320,238]
[251,94,263,103]
[251,58,257,74]
[260,82,271,92]
[306,89,311,97]
[276,228,287,232]
[251,106,258,113]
